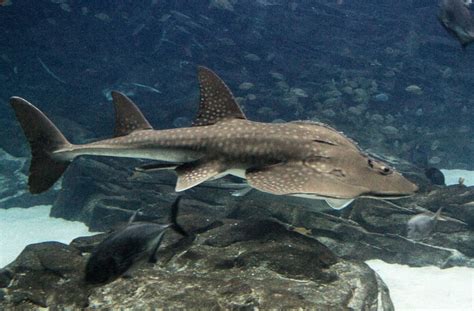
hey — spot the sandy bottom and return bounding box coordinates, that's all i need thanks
[441,169,474,186]
[367,259,474,311]
[0,205,96,268]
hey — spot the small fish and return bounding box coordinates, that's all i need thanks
[424,167,446,186]
[438,0,474,49]
[84,197,188,285]
[407,207,444,240]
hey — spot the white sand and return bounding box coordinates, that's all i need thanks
[365,169,474,310]
[0,205,95,268]
[367,259,474,311]
[441,169,474,186]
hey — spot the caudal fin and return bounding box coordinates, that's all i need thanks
[10,97,71,194]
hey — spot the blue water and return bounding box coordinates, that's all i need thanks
[1,0,473,168]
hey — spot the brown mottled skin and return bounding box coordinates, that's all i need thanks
[10,67,417,208]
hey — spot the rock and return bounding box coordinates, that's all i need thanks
[348,104,366,116]
[428,156,442,165]
[275,80,289,90]
[405,85,423,95]
[324,89,342,98]
[322,108,336,117]
[290,87,308,98]
[323,97,341,106]
[374,93,389,102]
[353,88,369,103]
[238,82,254,90]
[381,125,399,137]
[247,94,257,100]
[94,13,111,22]
[244,53,261,61]
[371,114,384,123]
[269,72,285,80]
[209,0,234,12]
[338,86,351,96]
[0,218,393,310]
[0,242,89,308]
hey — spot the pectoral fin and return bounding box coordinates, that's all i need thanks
[175,160,226,191]
[325,198,354,210]
[231,187,253,197]
[245,161,365,202]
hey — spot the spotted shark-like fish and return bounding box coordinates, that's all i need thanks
[10,67,417,209]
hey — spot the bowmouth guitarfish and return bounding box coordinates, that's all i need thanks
[10,67,417,209]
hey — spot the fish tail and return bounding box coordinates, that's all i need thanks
[10,97,72,194]
[169,196,188,236]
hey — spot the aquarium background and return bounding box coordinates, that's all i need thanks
[1,0,473,169]
[2,1,474,310]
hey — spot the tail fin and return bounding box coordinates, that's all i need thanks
[169,196,188,236]
[10,97,71,194]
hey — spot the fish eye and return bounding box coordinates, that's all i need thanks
[380,166,392,175]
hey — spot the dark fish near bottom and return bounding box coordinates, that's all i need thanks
[84,197,188,285]
[425,167,446,186]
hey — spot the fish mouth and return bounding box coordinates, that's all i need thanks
[364,192,414,199]
[361,179,419,199]
[363,188,418,199]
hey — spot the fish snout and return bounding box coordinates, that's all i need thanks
[396,177,419,197]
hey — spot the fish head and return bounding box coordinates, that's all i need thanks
[315,147,418,199]
[344,153,418,199]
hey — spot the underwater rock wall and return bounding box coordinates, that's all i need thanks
[0,205,394,310]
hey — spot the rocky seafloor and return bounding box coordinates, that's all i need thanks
[1,154,474,309]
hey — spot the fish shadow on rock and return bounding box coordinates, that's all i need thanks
[196,218,339,282]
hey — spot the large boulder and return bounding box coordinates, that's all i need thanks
[0,215,393,310]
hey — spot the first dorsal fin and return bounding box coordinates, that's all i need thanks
[111,91,153,137]
[192,66,246,126]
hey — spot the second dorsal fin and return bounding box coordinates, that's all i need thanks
[192,66,246,126]
[111,91,153,137]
